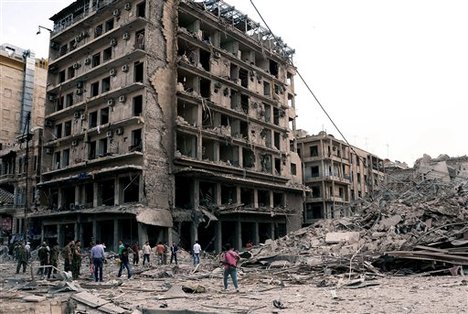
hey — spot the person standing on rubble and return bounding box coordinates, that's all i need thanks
[15,241,28,274]
[71,240,83,280]
[131,242,140,265]
[37,242,50,276]
[155,241,166,265]
[91,240,105,282]
[193,240,202,266]
[117,244,132,279]
[142,241,151,265]
[221,243,240,292]
[62,240,74,272]
[48,242,60,279]
[170,242,179,265]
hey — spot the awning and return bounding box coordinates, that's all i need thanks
[136,208,173,227]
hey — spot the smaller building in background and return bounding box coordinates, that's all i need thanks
[297,131,385,225]
[0,44,47,240]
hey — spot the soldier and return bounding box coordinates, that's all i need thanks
[62,240,75,272]
[48,242,60,279]
[37,242,50,276]
[15,242,28,274]
[71,240,83,280]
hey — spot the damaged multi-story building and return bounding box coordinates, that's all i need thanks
[297,131,385,224]
[0,44,47,240]
[34,0,303,251]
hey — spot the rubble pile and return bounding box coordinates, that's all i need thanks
[245,178,468,276]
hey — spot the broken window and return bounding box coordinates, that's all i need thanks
[133,95,143,116]
[134,61,144,83]
[219,144,239,166]
[98,138,108,156]
[269,59,278,78]
[66,93,74,107]
[274,158,281,175]
[242,148,255,169]
[311,166,319,178]
[221,185,236,204]
[291,163,297,175]
[273,192,284,207]
[62,186,75,209]
[262,128,272,148]
[137,1,146,17]
[202,138,216,161]
[199,181,216,207]
[288,93,294,107]
[257,190,269,207]
[260,154,272,173]
[310,146,318,157]
[101,76,111,93]
[135,29,145,50]
[88,141,97,160]
[95,24,103,38]
[131,129,142,152]
[59,70,66,83]
[100,107,109,124]
[64,120,72,136]
[62,149,70,167]
[103,47,112,62]
[54,151,61,169]
[199,49,210,71]
[240,94,249,114]
[90,81,99,97]
[120,175,140,203]
[305,203,323,220]
[84,183,94,206]
[273,132,281,150]
[273,107,280,125]
[264,103,271,123]
[67,66,75,79]
[176,131,197,158]
[241,188,254,207]
[105,18,114,32]
[263,81,271,97]
[175,177,193,209]
[287,72,293,86]
[202,107,214,128]
[55,123,62,139]
[98,179,114,206]
[230,90,241,112]
[230,63,239,82]
[92,52,101,67]
[56,96,64,111]
[239,68,248,88]
[200,78,211,98]
[312,186,320,198]
[89,111,98,128]
[231,119,248,139]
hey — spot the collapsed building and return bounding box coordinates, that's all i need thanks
[297,131,385,224]
[34,0,304,252]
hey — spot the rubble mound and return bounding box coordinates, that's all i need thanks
[247,178,468,275]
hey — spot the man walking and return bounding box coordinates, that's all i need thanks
[37,242,50,276]
[91,241,105,282]
[117,244,132,278]
[193,240,201,266]
[62,240,74,272]
[48,242,60,279]
[131,242,140,265]
[221,243,240,292]
[170,242,179,265]
[15,242,28,274]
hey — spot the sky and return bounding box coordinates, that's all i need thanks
[1,0,467,166]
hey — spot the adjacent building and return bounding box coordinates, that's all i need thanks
[0,44,47,240]
[35,0,303,251]
[297,131,385,224]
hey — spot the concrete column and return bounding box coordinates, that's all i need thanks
[253,222,260,245]
[138,223,148,245]
[253,189,259,208]
[214,142,220,162]
[113,219,119,251]
[238,147,243,168]
[138,174,144,202]
[196,135,202,160]
[114,177,120,206]
[236,187,241,205]
[235,220,242,250]
[93,182,99,207]
[216,183,222,205]
[92,220,97,243]
[57,188,63,208]
[215,221,222,253]
[57,224,63,247]
[74,222,79,241]
[269,191,274,208]
[191,223,199,245]
[40,223,44,243]
[75,186,80,205]
[270,222,275,240]
[193,179,199,210]
[79,221,85,245]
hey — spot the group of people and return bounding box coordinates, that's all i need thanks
[11,238,245,292]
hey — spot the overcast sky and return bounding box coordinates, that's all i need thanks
[1,0,467,165]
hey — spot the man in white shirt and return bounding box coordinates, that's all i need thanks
[142,241,151,265]
[192,240,201,266]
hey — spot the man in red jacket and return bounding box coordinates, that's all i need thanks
[221,243,240,292]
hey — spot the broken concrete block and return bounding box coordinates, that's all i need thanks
[23,295,46,302]
[325,232,360,244]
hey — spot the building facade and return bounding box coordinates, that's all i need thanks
[0,44,47,240]
[297,131,385,224]
[36,0,303,251]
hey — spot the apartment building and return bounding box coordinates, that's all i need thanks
[35,0,303,251]
[0,44,47,239]
[297,131,385,224]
